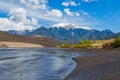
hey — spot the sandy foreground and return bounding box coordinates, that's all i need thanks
[0,41,43,47]
[64,48,120,80]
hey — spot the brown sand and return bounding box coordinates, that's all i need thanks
[0,43,8,47]
[0,31,60,47]
[64,48,120,80]
[0,42,43,47]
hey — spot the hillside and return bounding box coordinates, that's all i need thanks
[0,31,60,47]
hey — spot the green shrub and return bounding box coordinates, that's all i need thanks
[60,43,69,48]
[79,40,91,44]
[60,40,92,48]
[111,37,120,48]
[103,37,120,48]
[79,40,91,48]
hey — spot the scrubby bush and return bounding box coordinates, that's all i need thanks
[111,37,120,48]
[102,37,120,48]
[79,40,91,44]
[60,42,70,48]
[102,43,111,48]
[78,40,91,48]
[60,40,92,48]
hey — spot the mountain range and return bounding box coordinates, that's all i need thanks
[7,23,116,43]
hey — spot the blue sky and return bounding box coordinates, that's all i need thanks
[0,0,120,32]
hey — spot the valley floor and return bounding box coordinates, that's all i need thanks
[0,41,43,48]
[64,48,120,80]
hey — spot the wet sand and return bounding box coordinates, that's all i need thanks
[64,48,120,80]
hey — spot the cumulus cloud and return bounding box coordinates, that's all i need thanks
[9,8,27,22]
[0,8,38,31]
[20,0,47,10]
[62,1,80,7]
[64,8,80,17]
[47,9,63,18]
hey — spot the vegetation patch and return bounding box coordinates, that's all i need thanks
[59,38,120,49]
[60,40,92,48]
[103,37,120,48]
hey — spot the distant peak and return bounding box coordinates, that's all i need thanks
[52,23,75,29]
[51,23,92,30]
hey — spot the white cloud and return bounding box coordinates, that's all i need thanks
[62,1,69,7]
[9,8,27,22]
[62,1,80,7]
[47,9,63,18]
[70,1,80,6]
[64,8,80,17]
[0,8,38,31]
[64,8,73,16]
[62,0,97,7]
[20,0,47,10]
[83,0,98,3]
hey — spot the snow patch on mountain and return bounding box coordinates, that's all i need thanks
[51,23,92,30]
[52,23,74,29]
[78,26,92,30]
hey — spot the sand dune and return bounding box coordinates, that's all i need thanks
[0,31,60,47]
[0,42,43,47]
